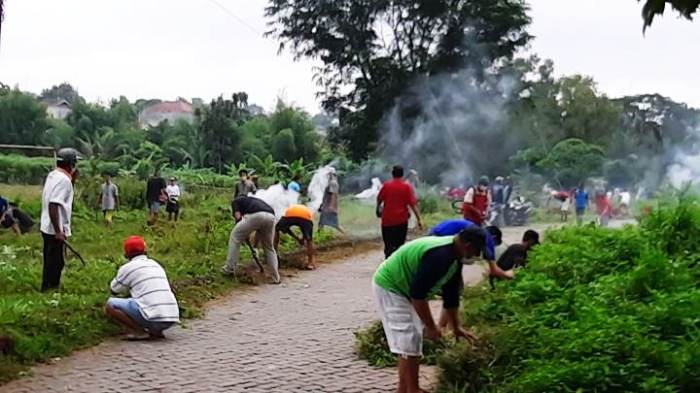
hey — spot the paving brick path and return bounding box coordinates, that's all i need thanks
[2,248,418,393]
[2,227,534,393]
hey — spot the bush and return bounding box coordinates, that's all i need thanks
[440,197,700,392]
[0,154,54,185]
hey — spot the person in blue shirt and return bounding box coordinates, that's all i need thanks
[430,219,508,331]
[287,175,301,193]
[430,219,500,261]
[574,186,589,225]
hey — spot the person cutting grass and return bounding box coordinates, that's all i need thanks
[372,228,489,393]
[275,204,316,270]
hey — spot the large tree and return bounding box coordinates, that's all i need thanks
[198,92,249,172]
[266,0,531,159]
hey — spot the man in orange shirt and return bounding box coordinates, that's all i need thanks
[275,204,316,270]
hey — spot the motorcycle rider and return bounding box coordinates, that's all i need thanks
[462,176,492,226]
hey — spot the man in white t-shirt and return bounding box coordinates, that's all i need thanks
[40,148,80,291]
[165,177,181,222]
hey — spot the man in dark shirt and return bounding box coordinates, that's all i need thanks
[222,196,280,284]
[490,229,540,289]
[372,228,487,393]
[146,169,166,225]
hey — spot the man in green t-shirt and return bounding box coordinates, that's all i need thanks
[372,227,510,393]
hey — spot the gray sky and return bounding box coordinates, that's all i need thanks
[1,0,700,112]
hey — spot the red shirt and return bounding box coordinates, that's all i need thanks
[377,179,417,227]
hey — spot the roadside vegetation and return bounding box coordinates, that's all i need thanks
[355,195,700,392]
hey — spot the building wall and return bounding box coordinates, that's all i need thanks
[46,106,72,120]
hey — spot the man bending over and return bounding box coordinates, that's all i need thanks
[372,228,487,393]
[275,204,316,270]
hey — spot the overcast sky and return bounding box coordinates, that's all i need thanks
[1,0,700,112]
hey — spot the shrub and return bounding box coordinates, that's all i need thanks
[438,197,700,392]
[0,154,54,185]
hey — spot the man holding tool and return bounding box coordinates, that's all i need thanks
[222,195,281,284]
[275,204,316,270]
[39,148,80,292]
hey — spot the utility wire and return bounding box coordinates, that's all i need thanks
[204,0,262,37]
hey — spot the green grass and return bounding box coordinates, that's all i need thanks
[0,184,339,383]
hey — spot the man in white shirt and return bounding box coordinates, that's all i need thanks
[106,236,179,340]
[40,148,80,292]
[165,177,181,222]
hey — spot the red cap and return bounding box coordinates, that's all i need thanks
[124,236,147,256]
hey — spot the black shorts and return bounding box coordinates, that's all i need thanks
[276,217,313,240]
[166,201,179,213]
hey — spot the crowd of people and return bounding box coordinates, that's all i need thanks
[552,186,632,226]
[24,150,540,390]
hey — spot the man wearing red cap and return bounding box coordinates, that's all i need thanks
[105,236,179,340]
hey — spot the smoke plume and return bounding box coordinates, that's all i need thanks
[379,68,521,187]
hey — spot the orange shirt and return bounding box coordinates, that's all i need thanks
[284,204,313,221]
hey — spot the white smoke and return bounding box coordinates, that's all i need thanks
[307,165,335,212]
[380,69,519,186]
[252,184,299,220]
[354,177,382,199]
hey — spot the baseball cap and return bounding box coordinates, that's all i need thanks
[124,236,147,257]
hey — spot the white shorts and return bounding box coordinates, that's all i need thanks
[372,281,423,357]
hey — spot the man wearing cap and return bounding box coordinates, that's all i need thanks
[223,196,281,284]
[275,204,316,270]
[106,236,179,340]
[39,148,80,291]
[462,176,492,226]
[165,177,181,222]
[372,227,487,393]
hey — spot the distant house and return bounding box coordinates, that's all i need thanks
[138,98,195,128]
[44,99,72,120]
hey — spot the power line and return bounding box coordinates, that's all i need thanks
[204,0,262,37]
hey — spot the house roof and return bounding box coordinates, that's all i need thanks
[43,99,71,108]
[141,100,194,115]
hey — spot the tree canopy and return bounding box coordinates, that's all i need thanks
[266,0,532,160]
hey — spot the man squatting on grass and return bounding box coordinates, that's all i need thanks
[275,204,316,270]
[373,228,505,393]
[106,236,179,340]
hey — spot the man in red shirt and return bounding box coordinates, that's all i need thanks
[377,166,424,258]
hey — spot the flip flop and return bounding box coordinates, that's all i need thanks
[124,333,150,341]
[303,265,317,271]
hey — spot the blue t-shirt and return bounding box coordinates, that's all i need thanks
[429,219,495,261]
[288,181,301,193]
[575,190,588,209]
[0,196,7,216]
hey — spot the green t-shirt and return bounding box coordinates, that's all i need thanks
[373,236,459,299]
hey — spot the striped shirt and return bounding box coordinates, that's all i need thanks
[110,255,180,323]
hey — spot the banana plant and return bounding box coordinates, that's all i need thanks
[247,154,283,178]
